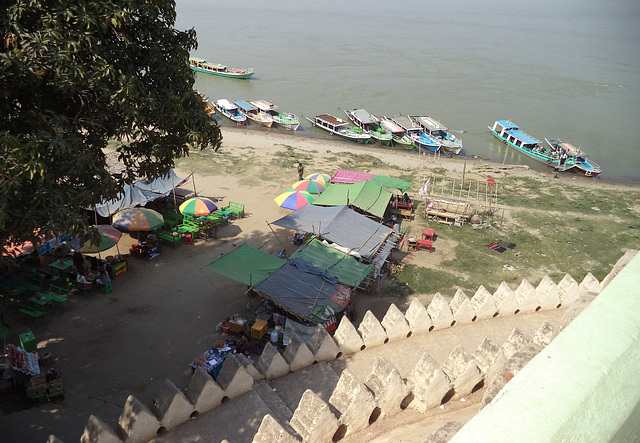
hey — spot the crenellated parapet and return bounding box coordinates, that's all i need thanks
[52,256,640,443]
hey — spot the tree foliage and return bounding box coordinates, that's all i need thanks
[0,0,222,261]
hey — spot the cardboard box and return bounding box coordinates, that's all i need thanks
[228,318,247,334]
[251,320,268,339]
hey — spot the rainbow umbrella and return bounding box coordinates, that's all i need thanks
[274,190,315,210]
[76,225,123,253]
[304,173,331,186]
[292,179,326,194]
[112,207,164,232]
[179,197,218,217]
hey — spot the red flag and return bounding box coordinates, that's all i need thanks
[488,178,495,188]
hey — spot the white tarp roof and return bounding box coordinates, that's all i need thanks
[93,170,189,217]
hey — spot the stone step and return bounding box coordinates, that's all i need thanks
[252,380,297,437]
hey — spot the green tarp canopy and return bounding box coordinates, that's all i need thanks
[289,238,374,287]
[312,181,392,219]
[204,244,286,286]
[371,175,414,193]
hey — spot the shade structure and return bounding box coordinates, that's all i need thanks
[112,207,164,232]
[74,225,123,253]
[304,173,331,186]
[274,190,315,210]
[292,179,326,194]
[179,197,218,217]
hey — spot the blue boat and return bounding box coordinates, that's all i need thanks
[489,120,575,171]
[545,139,601,177]
[391,115,440,152]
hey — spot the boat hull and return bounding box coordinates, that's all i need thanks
[545,139,601,177]
[188,58,254,79]
[489,126,573,171]
[304,115,371,143]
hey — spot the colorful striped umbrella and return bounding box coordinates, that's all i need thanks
[76,225,123,253]
[292,179,326,194]
[179,197,218,217]
[274,190,315,210]
[304,173,331,186]
[112,208,164,232]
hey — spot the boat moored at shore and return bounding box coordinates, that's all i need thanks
[545,139,601,177]
[234,100,273,127]
[489,120,576,171]
[251,100,300,130]
[189,57,254,79]
[378,118,415,149]
[344,109,392,146]
[303,114,371,143]
[391,116,440,152]
[213,99,246,124]
[410,115,462,155]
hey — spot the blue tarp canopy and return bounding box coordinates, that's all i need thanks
[271,205,392,261]
[255,260,351,324]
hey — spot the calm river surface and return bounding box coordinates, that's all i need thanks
[176,0,640,181]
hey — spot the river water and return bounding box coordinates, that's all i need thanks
[175,0,640,181]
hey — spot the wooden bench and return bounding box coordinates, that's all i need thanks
[158,231,184,248]
[223,201,244,219]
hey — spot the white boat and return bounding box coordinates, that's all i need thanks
[251,100,300,130]
[233,100,273,127]
[344,109,392,146]
[213,99,246,124]
[410,115,462,155]
[391,116,440,152]
[303,114,371,143]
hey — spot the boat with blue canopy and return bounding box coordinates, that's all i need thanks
[489,120,576,171]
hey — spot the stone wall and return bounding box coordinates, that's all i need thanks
[53,251,639,443]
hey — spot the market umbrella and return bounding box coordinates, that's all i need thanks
[179,197,218,217]
[112,207,164,232]
[292,179,326,194]
[304,173,331,186]
[73,225,123,253]
[274,190,315,210]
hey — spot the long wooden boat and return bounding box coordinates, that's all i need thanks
[378,118,414,149]
[251,100,300,130]
[189,57,254,79]
[488,120,575,171]
[233,100,273,127]
[410,115,463,155]
[344,109,392,146]
[303,114,371,143]
[391,116,440,152]
[213,99,246,124]
[545,138,601,177]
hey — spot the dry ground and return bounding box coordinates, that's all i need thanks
[1,126,637,442]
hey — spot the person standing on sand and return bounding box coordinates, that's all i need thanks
[297,162,304,181]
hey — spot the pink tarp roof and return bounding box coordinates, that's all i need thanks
[330,169,374,185]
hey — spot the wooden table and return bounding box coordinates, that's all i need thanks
[28,292,55,312]
[49,259,74,276]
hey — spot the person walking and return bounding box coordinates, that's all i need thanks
[297,162,304,181]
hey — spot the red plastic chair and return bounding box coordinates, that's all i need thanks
[417,239,433,252]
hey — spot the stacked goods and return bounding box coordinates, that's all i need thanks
[46,367,64,398]
[26,374,47,399]
[47,379,64,397]
[251,320,268,339]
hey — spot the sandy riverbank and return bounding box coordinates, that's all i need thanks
[1,124,637,442]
